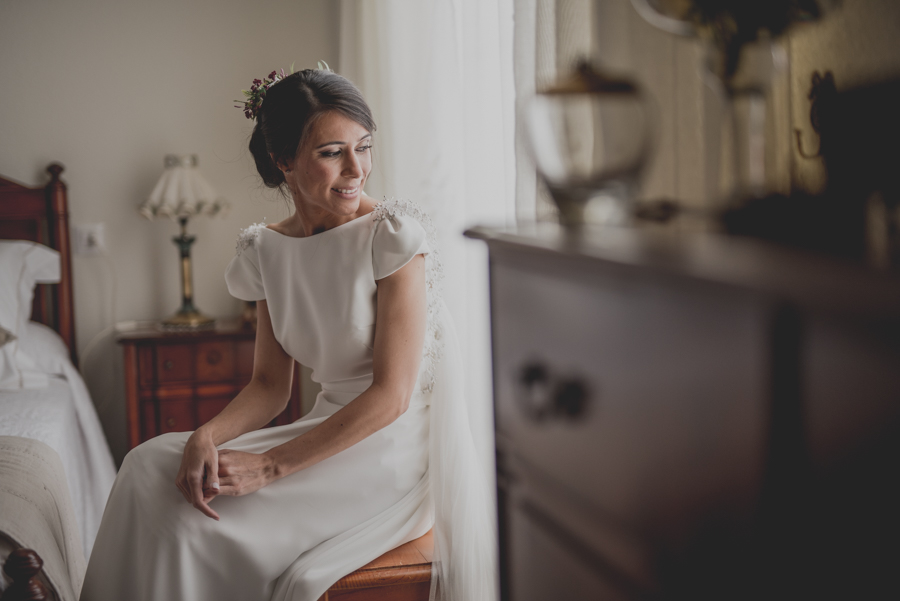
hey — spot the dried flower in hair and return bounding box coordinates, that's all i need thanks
[234,69,283,120]
[235,61,330,121]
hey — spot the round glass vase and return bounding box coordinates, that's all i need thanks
[524,63,654,228]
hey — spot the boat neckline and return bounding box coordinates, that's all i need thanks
[261,210,373,241]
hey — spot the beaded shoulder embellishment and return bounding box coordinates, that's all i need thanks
[234,222,267,255]
[373,198,445,393]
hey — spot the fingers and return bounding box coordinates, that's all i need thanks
[189,471,203,506]
[176,448,263,514]
[176,483,188,503]
[195,499,221,521]
[189,474,220,520]
[214,477,239,496]
[202,482,220,503]
[202,453,221,499]
[173,432,225,520]
[189,468,220,521]
[201,475,218,503]
[175,470,192,504]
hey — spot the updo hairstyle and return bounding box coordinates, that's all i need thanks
[248,69,376,188]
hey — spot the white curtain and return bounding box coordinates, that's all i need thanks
[513,0,596,221]
[339,2,514,598]
[339,0,515,488]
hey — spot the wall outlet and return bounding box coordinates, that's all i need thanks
[73,223,106,255]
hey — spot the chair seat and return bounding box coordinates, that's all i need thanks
[318,529,433,601]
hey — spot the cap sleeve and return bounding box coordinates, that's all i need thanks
[224,225,265,301]
[372,213,431,280]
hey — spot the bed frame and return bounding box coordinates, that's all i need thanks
[1,549,50,600]
[1,164,76,601]
[0,164,77,365]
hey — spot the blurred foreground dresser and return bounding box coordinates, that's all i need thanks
[118,321,302,449]
[467,224,900,601]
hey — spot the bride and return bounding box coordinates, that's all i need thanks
[80,67,495,601]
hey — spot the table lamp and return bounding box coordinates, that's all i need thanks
[138,154,228,329]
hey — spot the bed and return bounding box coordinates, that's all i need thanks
[0,164,117,601]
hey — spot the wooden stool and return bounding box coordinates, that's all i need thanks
[318,529,433,601]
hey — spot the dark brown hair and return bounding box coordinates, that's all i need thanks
[248,69,376,188]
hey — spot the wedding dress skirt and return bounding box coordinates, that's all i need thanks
[81,390,433,601]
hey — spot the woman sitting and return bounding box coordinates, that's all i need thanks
[80,67,495,601]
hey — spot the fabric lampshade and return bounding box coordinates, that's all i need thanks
[139,154,228,220]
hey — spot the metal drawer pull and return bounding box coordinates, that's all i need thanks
[555,379,590,418]
[164,360,174,370]
[517,362,591,422]
[166,418,176,428]
[206,350,222,365]
[518,363,551,419]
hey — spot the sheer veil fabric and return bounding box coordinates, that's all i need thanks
[339,2,515,599]
[427,303,498,601]
[372,200,498,601]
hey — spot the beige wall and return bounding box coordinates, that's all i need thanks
[0,0,338,463]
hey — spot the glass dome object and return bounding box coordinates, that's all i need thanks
[524,61,654,227]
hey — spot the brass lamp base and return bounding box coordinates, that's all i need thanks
[159,216,216,331]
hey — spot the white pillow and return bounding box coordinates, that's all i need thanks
[0,241,61,390]
[0,241,61,332]
[18,321,71,376]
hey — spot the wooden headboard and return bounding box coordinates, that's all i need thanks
[0,164,77,365]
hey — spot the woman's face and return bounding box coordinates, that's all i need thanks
[283,110,373,217]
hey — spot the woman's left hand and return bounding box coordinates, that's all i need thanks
[215,449,278,497]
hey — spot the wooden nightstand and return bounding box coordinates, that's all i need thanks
[118,321,302,450]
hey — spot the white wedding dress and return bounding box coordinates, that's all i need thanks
[80,200,496,601]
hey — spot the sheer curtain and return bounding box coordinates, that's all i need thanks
[513,0,596,221]
[339,0,514,495]
[339,2,514,599]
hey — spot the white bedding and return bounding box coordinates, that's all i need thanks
[0,322,116,558]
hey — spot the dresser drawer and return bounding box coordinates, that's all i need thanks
[120,324,302,450]
[196,397,231,427]
[509,500,636,601]
[139,398,196,440]
[491,259,770,534]
[155,344,194,383]
[196,341,235,382]
[157,399,195,434]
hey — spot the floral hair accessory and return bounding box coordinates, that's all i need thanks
[235,61,332,120]
[235,67,287,120]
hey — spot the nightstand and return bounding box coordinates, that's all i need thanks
[118,321,302,450]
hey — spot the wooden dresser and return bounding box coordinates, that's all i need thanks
[118,321,302,450]
[468,223,900,601]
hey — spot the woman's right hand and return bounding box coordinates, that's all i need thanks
[175,428,221,520]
